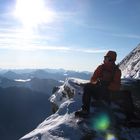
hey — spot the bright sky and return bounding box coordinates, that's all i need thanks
[0,0,140,71]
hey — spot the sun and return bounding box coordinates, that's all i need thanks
[14,0,55,29]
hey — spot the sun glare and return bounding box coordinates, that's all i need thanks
[13,0,56,51]
[14,0,55,29]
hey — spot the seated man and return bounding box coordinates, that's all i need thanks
[76,51,135,120]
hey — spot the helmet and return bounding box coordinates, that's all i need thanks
[105,51,117,62]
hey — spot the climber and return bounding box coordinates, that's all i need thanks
[75,50,135,120]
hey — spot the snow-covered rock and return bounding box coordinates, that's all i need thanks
[119,43,140,79]
[49,78,88,112]
[20,78,140,140]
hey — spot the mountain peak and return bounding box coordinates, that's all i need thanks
[20,78,140,140]
[119,43,140,79]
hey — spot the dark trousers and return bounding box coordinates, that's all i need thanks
[110,90,134,116]
[82,83,134,115]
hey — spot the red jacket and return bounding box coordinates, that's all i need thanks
[90,63,121,91]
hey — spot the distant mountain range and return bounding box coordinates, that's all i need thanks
[0,77,61,95]
[0,69,91,95]
[0,69,91,140]
[0,69,91,81]
[119,43,140,79]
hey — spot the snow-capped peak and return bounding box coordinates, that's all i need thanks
[119,43,140,79]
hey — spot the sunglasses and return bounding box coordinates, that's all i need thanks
[104,56,113,62]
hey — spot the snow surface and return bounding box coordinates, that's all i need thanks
[20,78,140,140]
[14,79,31,82]
[20,100,83,140]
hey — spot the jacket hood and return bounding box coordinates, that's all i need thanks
[105,51,117,61]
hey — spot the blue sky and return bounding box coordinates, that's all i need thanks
[0,0,140,71]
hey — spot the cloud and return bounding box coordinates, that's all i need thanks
[111,33,140,39]
[0,34,107,54]
[0,24,62,51]
[74,48,107,53]
[0,7,76,51]
[0,23,107,53]
[0,40,107,53]
[0,1,107,54]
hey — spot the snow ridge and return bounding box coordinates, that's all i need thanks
[20,78,140,140]
[119,44,140,79]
